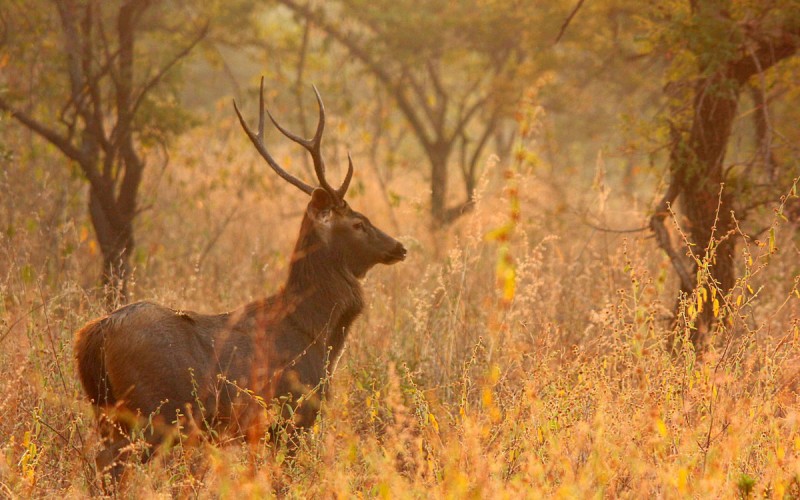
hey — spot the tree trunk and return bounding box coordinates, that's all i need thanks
[653,4,799,347]
[89,189,134,306]
[671,73,739,344]
[1,1,208,307]
[429,144,450,225]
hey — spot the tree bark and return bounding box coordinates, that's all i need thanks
[1,1,206,305]
[429,143,450,224]
[89,191,133,305]
[679,73,738,342]
[652,6,799,347]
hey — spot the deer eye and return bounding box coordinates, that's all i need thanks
[353,221,365,231]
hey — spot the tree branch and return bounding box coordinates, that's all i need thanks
[274,0,434,151]
[442,199,475,224]
[649,182,693,293]
[129,21,209,119]
[400,64,437,134]
[426,60,448,131]
[0,96,125,227]
[730,27,800,84]
[463,107,498,196]
[555,0,587,44]
[81,1,113,155]
[0,98,86,165]
[450,92,489,146]
[650,121,694,293]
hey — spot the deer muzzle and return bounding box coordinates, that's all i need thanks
[382,242,407,264]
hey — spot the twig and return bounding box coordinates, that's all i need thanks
[35,282,99,494]
[29,408,85,460]
[555,0,587,44]
[582,220,649,234]
[650,201,693,293]
[129,21,209,118]
[649,150,693,292]
[0,302,45,345]
[20,403,101,496]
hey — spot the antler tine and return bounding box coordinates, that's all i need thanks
[232,77,315,195]
[336,152,354,198]
[257,77,265,142]
[309,85,342,201]
[266,109,311,148]
[310,85,326,149]
[266,84,340,201]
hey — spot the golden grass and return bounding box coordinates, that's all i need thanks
[1,113,799,498]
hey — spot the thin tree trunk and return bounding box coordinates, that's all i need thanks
[89,190,133,306]
[750,84,777,181]
[429,144,449,225]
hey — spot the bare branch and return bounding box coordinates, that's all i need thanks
[730,26,800,83]
[129,21,209,119]
[401,64,438,130]
[0,98,86,165]
[582,220,649,234]
[81,1,113,155]
[555,0,587,44]
[447,66,496,146]
[426,60,448,130]
[450,93,489,146]
[274,0,434,151]
[462,107,499,196]
[650,178,693,293]
[54,0,86,106]
[443,199,475,224]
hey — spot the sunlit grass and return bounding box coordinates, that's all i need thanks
[1,114,798,497]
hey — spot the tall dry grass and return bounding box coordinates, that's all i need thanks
[1,103,799,498]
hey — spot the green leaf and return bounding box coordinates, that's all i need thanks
[768,227,776,253]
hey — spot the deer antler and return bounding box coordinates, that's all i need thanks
[265,85,353,203]
[234,78,353,202]
[233,77,315,195]
[337,153,353,198]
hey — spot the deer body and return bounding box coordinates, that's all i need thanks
[76,233,365,434]
[74,80,405,478]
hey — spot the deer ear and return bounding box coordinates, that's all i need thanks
[308,188,334,218]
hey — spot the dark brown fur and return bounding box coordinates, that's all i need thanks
[74,85,406,479]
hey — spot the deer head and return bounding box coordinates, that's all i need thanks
[233,78,406,278]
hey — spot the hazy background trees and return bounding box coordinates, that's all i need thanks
[2,2,800,495]
[0,0,213,303]
[643,0,799,343]
[1,0,798,347]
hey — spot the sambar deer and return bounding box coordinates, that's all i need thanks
[74,78,406,479]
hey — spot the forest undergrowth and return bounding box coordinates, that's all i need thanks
[1,114,799,498]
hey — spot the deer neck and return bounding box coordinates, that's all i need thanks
[284,224,364,358]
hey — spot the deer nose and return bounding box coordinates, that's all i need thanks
[395,242,407,260]
[381,240,407,264]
